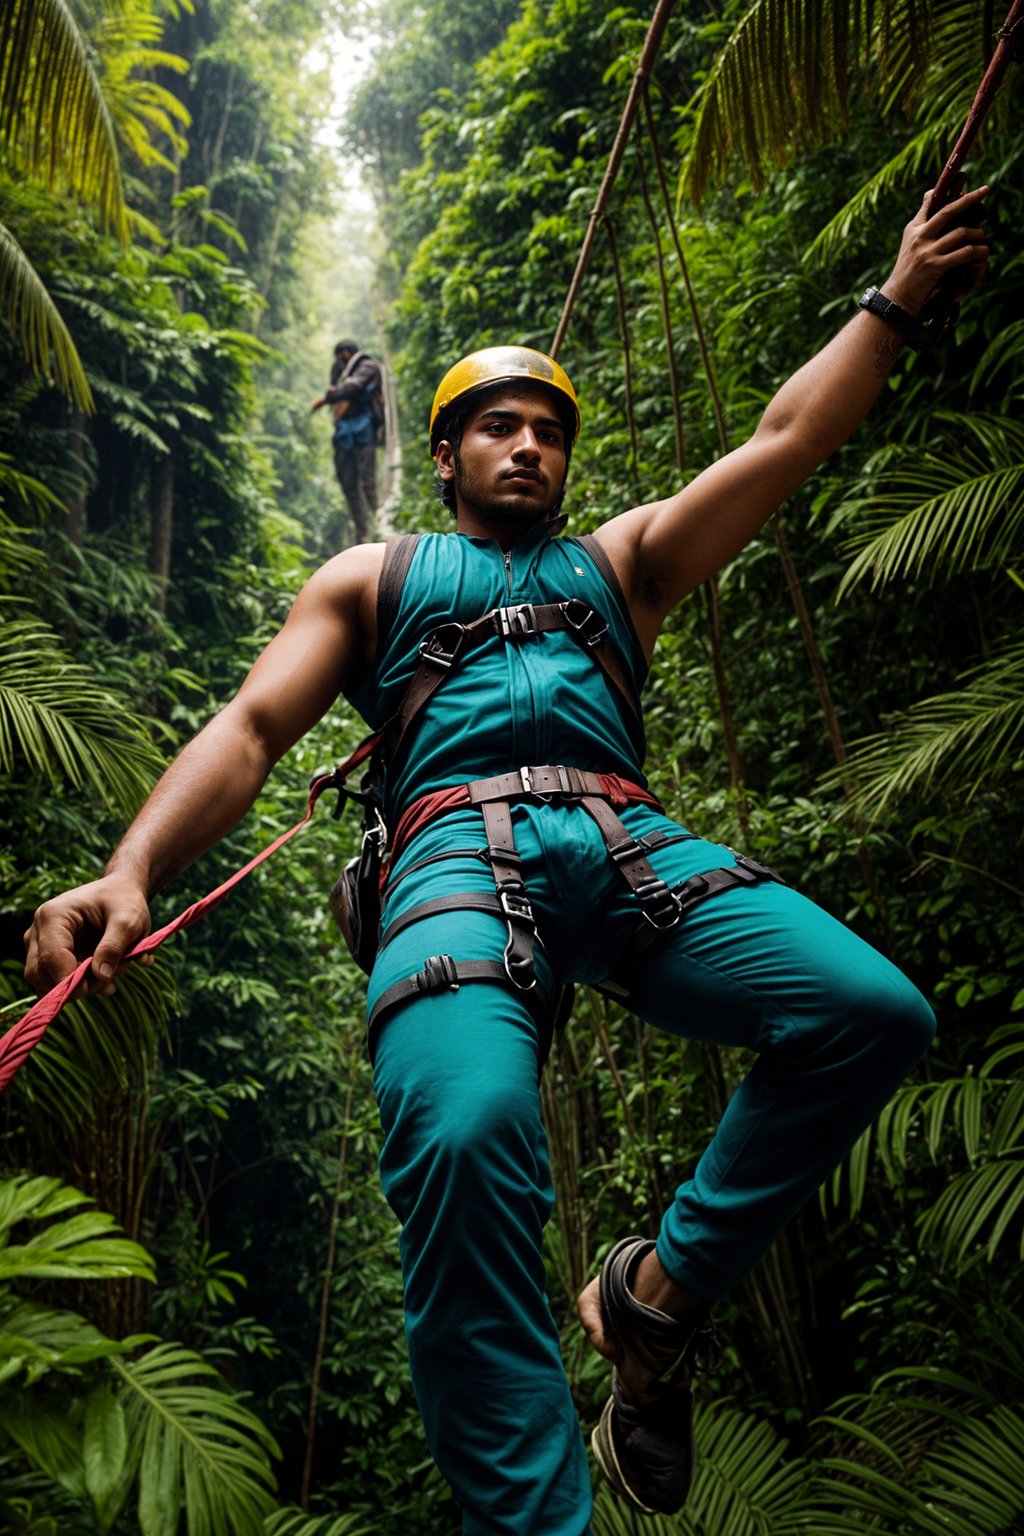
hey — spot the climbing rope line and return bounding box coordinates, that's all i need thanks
[549,0,677,361]
[2,2,1021,1095]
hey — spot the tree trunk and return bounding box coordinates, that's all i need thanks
[149,454,174,614]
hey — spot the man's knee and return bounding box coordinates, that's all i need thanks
[835,968,936,1078]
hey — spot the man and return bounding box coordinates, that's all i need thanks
[311,338,382,543]
[26,187,988,1535]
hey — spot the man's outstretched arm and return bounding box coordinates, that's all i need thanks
[597,185,989,642]
[23,544,382,999]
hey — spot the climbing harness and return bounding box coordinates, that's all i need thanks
[319,533,785,1068]
[0,523,785,1092]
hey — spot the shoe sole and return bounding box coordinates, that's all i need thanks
[591,1394,662,1518]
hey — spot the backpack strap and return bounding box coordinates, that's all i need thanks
[377,533,422,654]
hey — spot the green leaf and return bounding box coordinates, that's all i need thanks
[84,1381,128,1532]
[113,1342,279,1536]
[0,1393,86,1499]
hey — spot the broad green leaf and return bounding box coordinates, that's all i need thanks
[84,1381,128,1532]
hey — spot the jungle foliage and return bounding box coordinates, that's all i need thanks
[1,0,1022,1531]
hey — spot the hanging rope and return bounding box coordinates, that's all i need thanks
[549,0,676,361]
[5,3,1021,1097]
[932,0,1023,209]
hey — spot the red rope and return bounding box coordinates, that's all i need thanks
[0,728,386,1093]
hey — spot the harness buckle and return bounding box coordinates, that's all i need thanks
[498,883,536,930]
[675,872,711,913]
[418,954,460,993]
[606,834,644,866]
[561,597,609,649]
[519,764,581,802]
[635,876,682,930]
[418,622,467,671]
[496,603,537,640]
[504,948,537,991]
[731,852,785,885]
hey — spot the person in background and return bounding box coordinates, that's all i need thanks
[311,338,382,543]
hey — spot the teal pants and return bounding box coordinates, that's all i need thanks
[368,803,935,1535]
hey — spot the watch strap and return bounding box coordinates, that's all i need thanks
[858,286,925,351]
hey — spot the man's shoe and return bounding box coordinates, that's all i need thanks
[590,1236,721,1517]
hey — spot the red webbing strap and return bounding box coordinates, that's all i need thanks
[0,729,386,1094]
[389,770,660,864]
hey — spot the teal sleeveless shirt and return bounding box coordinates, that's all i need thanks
[346,521,650,822]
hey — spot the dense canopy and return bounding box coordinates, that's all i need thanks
[0,1,1022,1531]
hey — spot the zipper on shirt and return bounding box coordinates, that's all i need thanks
[503,548,513,595]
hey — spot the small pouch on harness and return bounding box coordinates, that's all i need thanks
[329,807,385,974]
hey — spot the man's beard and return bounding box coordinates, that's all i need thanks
[453,454,566,525]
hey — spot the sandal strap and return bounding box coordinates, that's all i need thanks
[599,1236,705,1389]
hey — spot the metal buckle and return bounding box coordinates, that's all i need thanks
[496,603,537,640]
[518,764,579,802]
[498,885,536,929]
[418,954,460,993]
[635,876,682,930]
[561,597,608,648]
[418,622,466,671]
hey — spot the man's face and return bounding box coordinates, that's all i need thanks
[437,385,569,529]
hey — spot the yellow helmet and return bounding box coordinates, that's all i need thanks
[429,345,580,454]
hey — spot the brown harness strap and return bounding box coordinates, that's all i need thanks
[384,598,643,770]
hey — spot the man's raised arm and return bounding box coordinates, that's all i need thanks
[597,185,989,637]
[24,544,382,1000]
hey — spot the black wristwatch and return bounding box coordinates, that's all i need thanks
[858,286,925,351]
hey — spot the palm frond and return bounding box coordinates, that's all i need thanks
[0,453,61,519]
[820,639,1024,819]
[970,309,1024,401]
[3,957,176,1136]
[0,614,164,817]
[0,223,94,411]
[780,1395,1024,1535]
[835,415,1024,596]
[804,119,954,263]
[264,1513,375,1536]
[919,1147,1024,1265]
[111,1342,279,1536]
[92,7,191,175]
[0,1393,87,1501]
[592,1398,802,1534]
[679,0,907,203]
[822,1027,1024,1268]
[0,0,128,240]
[0,1174,154,1285]
[0,1300,129,1388]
